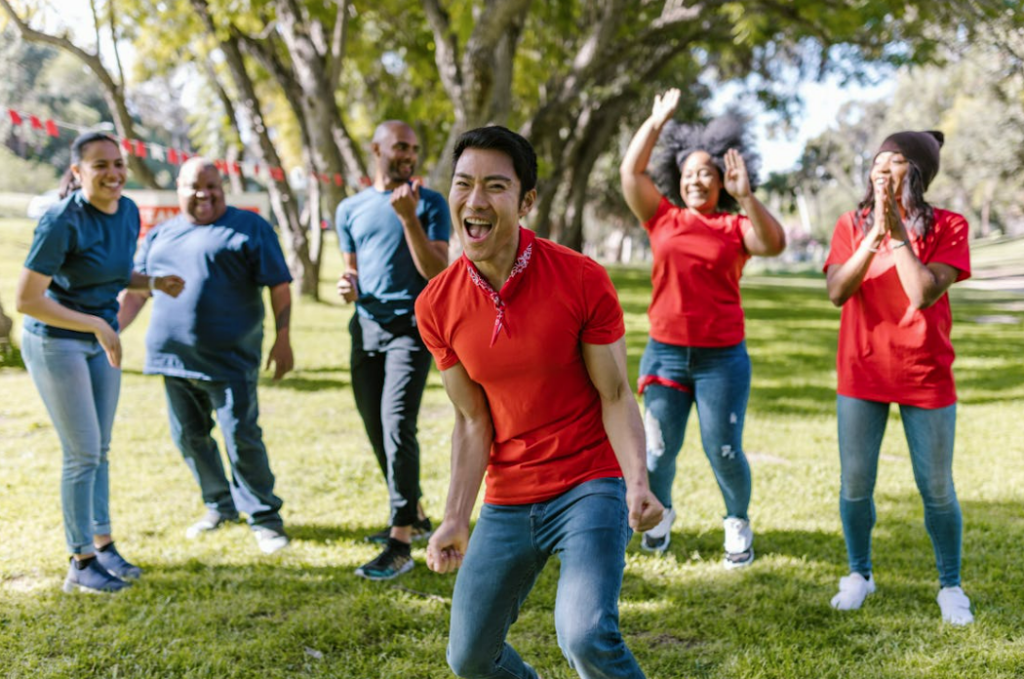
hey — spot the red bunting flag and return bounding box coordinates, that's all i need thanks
[30,115,43,130]
[121,138,134,154]
[44,119,59,137]
[134,140,147,158]
[334,174,343,187]
[167,148,179,165]
[230,162,240,176]
[358,176,372,187]
[181,152,190,163]
[270,167,284,181]
[8,109,23,125]
[214,159,228,173]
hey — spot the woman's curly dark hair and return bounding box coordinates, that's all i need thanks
[854,160,935,239]
[648,113,760,213]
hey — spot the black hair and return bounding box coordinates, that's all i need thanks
[58,131,120,199]
[855,159,935,238]
[648,114,759,213]
[452,126,537,201]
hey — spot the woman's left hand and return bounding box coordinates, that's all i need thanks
[882,181,908,241]
[724,148,752,201]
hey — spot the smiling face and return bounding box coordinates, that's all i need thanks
[73,140,126,214]
[870,151,909,203]
[449,147,535,275]
[177,161,226,225]
[679,150,723,214]
[373,123,419,188]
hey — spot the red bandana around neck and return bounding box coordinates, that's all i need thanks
[463,227,535,347]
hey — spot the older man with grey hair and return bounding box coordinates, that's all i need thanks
[124,157,294,554]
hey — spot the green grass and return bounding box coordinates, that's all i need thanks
[2,217,1023,678]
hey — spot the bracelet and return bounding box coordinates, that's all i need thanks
[891,239,909,250]
[149,275,157,293]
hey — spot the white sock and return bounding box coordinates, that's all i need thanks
[830,572,876,610]
[937,586,974,626]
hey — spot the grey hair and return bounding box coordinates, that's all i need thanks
[648,113,759,213]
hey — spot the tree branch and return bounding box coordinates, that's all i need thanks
[421,0,463,105]
[328,0,350,90]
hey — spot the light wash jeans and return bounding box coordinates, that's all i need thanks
[447,478,645,679]
[639,338,752,519]
[837,395,962,587]
[22,331,121,554]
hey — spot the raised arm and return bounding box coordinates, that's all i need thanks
[391,179,449,279]
[619,89,680,223]
[725,149,786,257]
[582,338,664,532]
[16,267,121,367]
[426,361,494,574]
[882,184,960,309]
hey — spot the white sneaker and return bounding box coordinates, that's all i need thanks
[723,517,754,569]
[640,508,677,553]
[830,572,876,610]
[254,527,290,555]
[937,586,974,626]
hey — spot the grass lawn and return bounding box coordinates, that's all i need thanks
[1,216,1022,678]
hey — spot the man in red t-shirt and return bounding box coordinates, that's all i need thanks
[416,126,662,679]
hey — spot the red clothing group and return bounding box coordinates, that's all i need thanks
[824,209,971,408]
[415,228,625,505]
[644,197,752,348]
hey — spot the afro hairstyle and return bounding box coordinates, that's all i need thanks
[648,113,760,213]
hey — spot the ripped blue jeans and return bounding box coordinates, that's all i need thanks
[639,338,751,519]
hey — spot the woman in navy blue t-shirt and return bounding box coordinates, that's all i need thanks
[16,132,183,594]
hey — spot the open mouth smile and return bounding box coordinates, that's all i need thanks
[464,216,493,241]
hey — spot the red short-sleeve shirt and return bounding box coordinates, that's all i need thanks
[824,209,971,408]
[415,228,626,505]
[644,197,752,347]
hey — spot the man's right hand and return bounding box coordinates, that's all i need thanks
[425,518,470,574]
[337,272,358,303]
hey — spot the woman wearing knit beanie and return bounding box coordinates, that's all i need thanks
[823,130,974,625]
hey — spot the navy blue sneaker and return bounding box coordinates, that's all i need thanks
[63,557,130,594]
[95,543,142,580]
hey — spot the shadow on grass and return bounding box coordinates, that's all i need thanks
[2,496,1021,678]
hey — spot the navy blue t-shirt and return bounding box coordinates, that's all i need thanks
[22,191,140,340]
[335,185,450,325]
[135,207,292,381]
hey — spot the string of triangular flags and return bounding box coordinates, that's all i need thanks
[5,107,347,187]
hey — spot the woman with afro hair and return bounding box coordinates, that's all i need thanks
[620,88,785,567]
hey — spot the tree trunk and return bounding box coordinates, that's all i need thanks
[191,0,316,297]
[0,294,12,351]
[0,0,159,188]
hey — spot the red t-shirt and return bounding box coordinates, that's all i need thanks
[415,228,626,505]
[824,209,971,408]
[644,197,752,347]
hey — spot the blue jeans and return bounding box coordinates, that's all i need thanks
[164,375,283,531]
[447,478,645,679]
[22,331,121,554]
[639,338,751,519]
[837,396,962,587]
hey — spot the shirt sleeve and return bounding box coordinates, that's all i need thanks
[335,200,355,254]
[415,287,460,370]
[927,211,971,282]
[134,226,156,275]
[642,196,674,235]
[823,212,857,273]
[420,190,451,242]
[580,258,625,345]
[23,209,73,276]
[249,214,294,287]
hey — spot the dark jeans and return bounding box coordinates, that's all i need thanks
[164,374,284,531]
[350,313,432,527]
